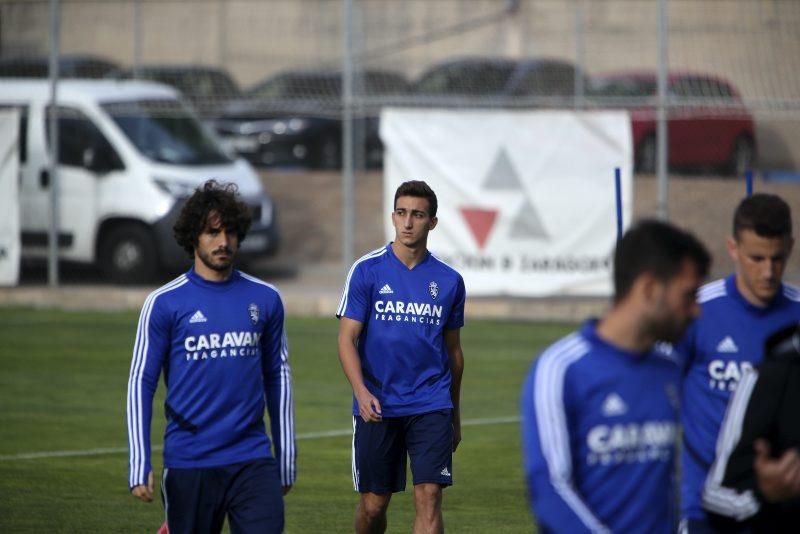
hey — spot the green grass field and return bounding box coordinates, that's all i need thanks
[0,308,574,533]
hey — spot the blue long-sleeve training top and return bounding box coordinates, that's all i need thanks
[127,268,296,489]
[521,320,681,533]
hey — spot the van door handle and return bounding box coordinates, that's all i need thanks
[39,169,49,188]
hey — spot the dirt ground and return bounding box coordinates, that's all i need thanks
[260,170,800,285]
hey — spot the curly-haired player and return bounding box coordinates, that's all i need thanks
[127,179,295,534]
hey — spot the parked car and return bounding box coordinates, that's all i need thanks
[0,54,120,79]
[214,68,410,169]
[107,64,242,119]
[0,79,279,283]
[589,71,756,175]
[412,56,587,104]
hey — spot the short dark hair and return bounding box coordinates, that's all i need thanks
[733,193,792,240]
[173,180,252,258]
[613,219,711,303]
[394,180,438,218]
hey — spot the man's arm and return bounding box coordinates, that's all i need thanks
[262,292,296,493]
[444,328,464,451]
[520,351,609,534]
[127,293,170,502]
[337,317,381,422]
[703,365,791,520]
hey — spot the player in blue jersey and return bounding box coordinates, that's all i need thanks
[678,193,800,533]
[521,219,711,533]
[336,180,466,534]
[126,180,295,534]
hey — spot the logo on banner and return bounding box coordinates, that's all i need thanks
[459,149,549,249]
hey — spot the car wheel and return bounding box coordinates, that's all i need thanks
[316,135,341,170]
[636,135,656,174]
[725,136,755,177]
[99,224,159,284]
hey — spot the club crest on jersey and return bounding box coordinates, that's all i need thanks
[248,303,259,325]
[429,281,439,299]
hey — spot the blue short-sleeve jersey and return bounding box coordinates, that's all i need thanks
[336,244,466,417]
[521,321,682,533]
[678,275,800,520]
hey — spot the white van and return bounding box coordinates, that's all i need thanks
[0,80,279,283]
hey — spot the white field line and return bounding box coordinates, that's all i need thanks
[0,415,520,462]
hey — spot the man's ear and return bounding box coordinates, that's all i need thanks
[635,271,661,304]
[429,216,438,231]
[726,236,739,264]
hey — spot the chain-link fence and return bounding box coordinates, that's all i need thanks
[2,0,800,281]
[2,0,799,171]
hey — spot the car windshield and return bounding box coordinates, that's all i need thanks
[140,70,241,99]
[249,74,342,100]
[415,62,517,95]
[590,77,657,97]
[103,99,231,165]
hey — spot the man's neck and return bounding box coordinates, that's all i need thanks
[734,273,772,308]
[391,241,427,269]
[595,305,654,353]
[194,260,233,282]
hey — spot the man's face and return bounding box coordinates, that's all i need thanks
[728,229,794,307]
[195,213,239,273]
[391,195,437,248]
[648,260,704,343]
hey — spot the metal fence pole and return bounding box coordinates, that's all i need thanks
[133,0,142,76]
[218,0,228,66]
[656,0,669,220]
[574,0,586,109]
[342,0,355,273]
[47,0,60,288]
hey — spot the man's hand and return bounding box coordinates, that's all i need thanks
[452,414,462,452]
[282,485,293,496]
[131,470,155,502]
[355,389,382,423]
[754,439,800,502]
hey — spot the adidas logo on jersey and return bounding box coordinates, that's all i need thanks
[379,284,394,294]
[440,467,451,477]
[601,393,628,417]
[716,336,739,353]
[189,310,208,323]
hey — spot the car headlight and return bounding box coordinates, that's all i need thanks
[153,178,197,198]
[287,118,308,132]
[272,118,308,135]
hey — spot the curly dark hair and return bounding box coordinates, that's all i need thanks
[173,180,252,258]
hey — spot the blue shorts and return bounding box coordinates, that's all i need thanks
[161,458,284,534]
[352,409,453,494]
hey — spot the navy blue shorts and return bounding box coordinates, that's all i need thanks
[352,409,453,494]
[161,457,284,534]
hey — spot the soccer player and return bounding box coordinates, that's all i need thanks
[336,180,466,534]
[521,219,711,533]
[703,322,800,531]
[678,193,800,532]
[126,180,295,534]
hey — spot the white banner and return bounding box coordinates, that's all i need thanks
[0,109,20,286]
[380,108,632,297]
